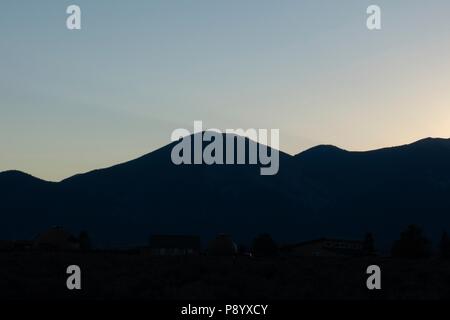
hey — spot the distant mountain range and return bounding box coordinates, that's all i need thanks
[1,135,450,250]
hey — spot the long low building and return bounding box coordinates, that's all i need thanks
[0,240,33,251]
[147,235,201,256]
[280,238,364,257]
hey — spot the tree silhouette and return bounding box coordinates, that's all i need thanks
[363,232,376,256]
[391,225,431,258]
[439,231,450,259]
[79,231,92,251]
[251,233,278,257]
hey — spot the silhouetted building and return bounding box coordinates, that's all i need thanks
[280,238,363,257]
[13,240,33,250]
[34,226,80,251]
[0,240,33,251]
[148,235,201,256]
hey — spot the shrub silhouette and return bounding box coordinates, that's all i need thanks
[251,233,278,257]
[391,225,431,258]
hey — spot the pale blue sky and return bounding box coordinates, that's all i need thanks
[1,0,450,181]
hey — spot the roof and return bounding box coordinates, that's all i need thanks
[149,235,201,249]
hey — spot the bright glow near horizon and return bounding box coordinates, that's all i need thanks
[1,0,450,181]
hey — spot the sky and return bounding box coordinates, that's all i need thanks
[1,0,450,181]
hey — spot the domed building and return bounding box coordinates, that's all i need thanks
[34,226,80,251]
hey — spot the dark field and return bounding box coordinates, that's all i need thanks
[1,252,450,300]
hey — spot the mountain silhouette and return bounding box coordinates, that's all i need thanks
[1,135,450,249]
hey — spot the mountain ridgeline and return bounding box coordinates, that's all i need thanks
[1,135,450,249]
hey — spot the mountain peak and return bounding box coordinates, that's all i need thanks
[0,170,51,188]
[295,144,347,158]
[410,137,450,146]
[0,170,36,180]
